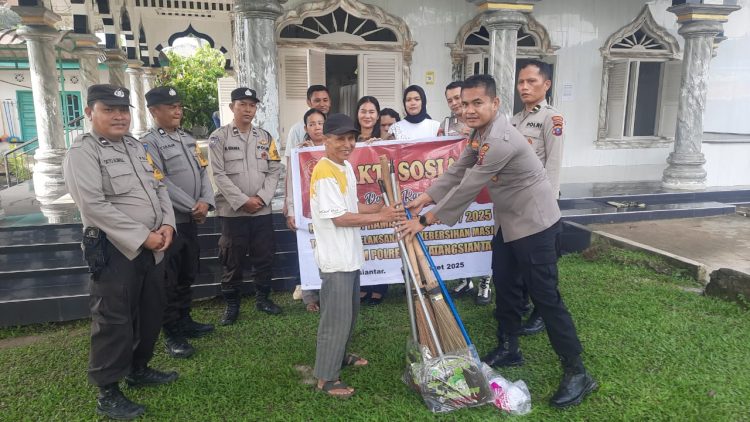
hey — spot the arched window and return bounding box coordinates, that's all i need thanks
[596,5,681,148]
[448,14,556,80]
[279,6,398,43]
[120,9,136,59]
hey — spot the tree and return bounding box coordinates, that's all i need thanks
[157,43,225,130]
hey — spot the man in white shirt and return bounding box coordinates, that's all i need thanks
[283,85,331,163]
[310,113,404,398]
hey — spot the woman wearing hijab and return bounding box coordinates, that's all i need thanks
[387,85,440,140]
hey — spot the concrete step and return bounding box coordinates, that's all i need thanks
[561,201,735,225]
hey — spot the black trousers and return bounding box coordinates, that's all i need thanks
[491,221,583,360]
[218,215,275,294]
[88,242,165,386]
[163,221,200,326]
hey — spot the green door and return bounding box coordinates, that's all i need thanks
[16,91,36,141]
[16,91,83,142]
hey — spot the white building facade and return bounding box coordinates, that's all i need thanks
[1,0,748,195]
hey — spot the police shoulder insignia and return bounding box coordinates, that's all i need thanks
[195,144,209,168]
[145,152,164,181]
[551,115,564,137]
[478,143,490,165]
[209,135,220,146]
[268,138,281,161]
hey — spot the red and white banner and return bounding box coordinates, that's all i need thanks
[290,137,494,289]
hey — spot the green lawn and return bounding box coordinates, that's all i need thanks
[1,249,749,421]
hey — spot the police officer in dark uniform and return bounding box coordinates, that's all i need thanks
[510,60,566,336]
[208,87,283,324]
[399,75,596,408]
[141,86,215,359]
[64,84,178,420]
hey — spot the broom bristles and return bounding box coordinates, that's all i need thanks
[427,287,468,352]
[414,292,439,356]
[412,237,468,352]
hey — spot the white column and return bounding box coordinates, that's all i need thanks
[70,33,102,132]
[11,6,67,209]
[105,49,128,88]
[484,11,526,118]
[142,67,158,129]
[126,62,147,137]
[662,2,740,190]
[233,0,283,140]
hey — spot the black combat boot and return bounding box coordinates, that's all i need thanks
[481,335,524,368]
[549,355,598,408]
[255,291,282,315]
[519,310,545,336]
[125,366,179,387]
[220,289,241,325]
[179,310,214,338]
[96,382,145,420]
[163,323,195,359]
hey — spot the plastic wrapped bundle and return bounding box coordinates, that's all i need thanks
[406,346,492,413]
[481,363,532,415]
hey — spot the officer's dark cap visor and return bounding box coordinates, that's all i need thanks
[87,84,132,107]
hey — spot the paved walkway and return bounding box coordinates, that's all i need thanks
[589,213,750,275]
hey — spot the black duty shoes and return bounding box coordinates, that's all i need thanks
[481,345,525,368]
[125,367,179,388]
[519,313,545,336]
[96,383,145,420]
[180,315,215,338]
[256,297,282,315]
[165,334,195,359]
[550,357,598,408]
[220,290,241,325]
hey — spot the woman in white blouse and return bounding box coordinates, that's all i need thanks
[387,85,440,140]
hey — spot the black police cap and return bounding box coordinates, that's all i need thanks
[323,113,359,136]
[87,84,131,107]
[231,87,261,103]
[146,86,181,107]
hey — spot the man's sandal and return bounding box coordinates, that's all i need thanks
[342,353,368,367]
[316,380,354,398]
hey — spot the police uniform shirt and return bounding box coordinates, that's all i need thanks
[63,130,176,263]
[426,112,560,243]
[510,99,564,195]
[208,122,282,217]
[140,127,215,224]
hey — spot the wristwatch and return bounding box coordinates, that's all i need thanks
[418,214,430,227]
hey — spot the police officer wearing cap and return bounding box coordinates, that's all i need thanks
[208,87,283,324]
[510,60,565,336]
[399,75,596,409]
[64,84,178,420]
[140,86,216,359]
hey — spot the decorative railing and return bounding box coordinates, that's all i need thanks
[2,115,85,189]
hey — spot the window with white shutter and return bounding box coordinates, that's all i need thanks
[279,50,311,145]
[217,76,236,128]
[596,5,681,148]
[606,61,629,140]
[656,60,681,139]
[361,53,401,113]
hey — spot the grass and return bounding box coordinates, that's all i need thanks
[1,249,749,421]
